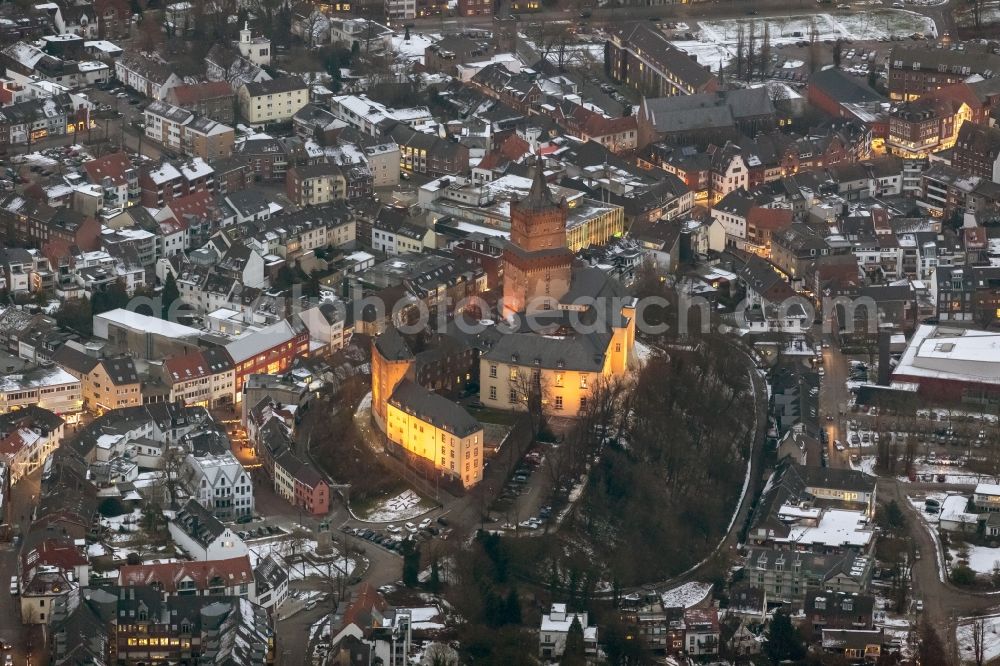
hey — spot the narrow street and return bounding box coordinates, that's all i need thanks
[1,469,42,666]
[879,479,1000,663]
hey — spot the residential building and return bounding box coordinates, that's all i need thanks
[0,406,64,483]
[238,76,308,125]
[539,604,598,660]
[182,452,254,521]
[118,556,255,599]
[953,121,1000,182]
[886,45,1000,101]
[285,163,347,207]
[168,499,249,561]
[224,319,310,401]
[163,348,236,407]
[164,81,237,124]
[114,52,180,99]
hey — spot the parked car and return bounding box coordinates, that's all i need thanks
[405,522,418,534]
[419,518,432,530]
[386,524,401,534]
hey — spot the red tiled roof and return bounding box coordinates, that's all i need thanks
[118,556,253,592]
[342,583,389,629]
[83,151,133,186]
[163,351,210,384]
[169,81,234,106]
[747,206,794,232]
[164,190,217,220]
[22,537,87,574]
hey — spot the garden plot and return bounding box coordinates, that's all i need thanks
[360,489,434,523]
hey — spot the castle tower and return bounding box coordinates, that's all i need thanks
[501,157,573,318]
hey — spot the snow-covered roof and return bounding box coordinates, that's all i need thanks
[96,308,202,339]
[894,324,1000,386]
[147,162,182,185]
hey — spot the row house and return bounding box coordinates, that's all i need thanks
[82,151,139,210]
[163,348,236,407]
[182,451,254,521]
[469,63,543,114]
[537,98,638,153]
[114,52,181,100]
[0,406,64,483]
[0,194,100,252]
[144,100,235,161]
[51,345,142,412]
[886,45,1000,101]
[379,120,470,177]
[139,158,215,208]
[953,121,1000,182]
[919,163,981,218]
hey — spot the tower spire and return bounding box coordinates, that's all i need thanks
[524,152,555,209]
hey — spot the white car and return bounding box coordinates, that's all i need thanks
[835,440,845,451]
[419,518,432,530]
[386,524,401,534]
[404,522,418,534]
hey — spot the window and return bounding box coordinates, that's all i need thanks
[509,389,517,403]
[555,396,563,410]
[489,386,497,400]
[489,364,497,378]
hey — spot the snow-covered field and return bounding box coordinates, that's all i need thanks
[957,614,1000,664]
[679,10,935,69]
[950,544,1000,575]
[360,489,434,523]
[661,581,713,609]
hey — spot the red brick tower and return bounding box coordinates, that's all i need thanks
[502,157,573,318]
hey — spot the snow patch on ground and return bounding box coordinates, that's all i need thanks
[949,544,1000,575]
[661,581,713,609]
[957,614,1000,664]
[360,489,433,523]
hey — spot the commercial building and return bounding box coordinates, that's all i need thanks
[0,366,82,417]
[224,319,310,401]
[892,324,1000,405]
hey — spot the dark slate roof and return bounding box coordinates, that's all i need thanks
[51,344,100,375]
[243,76,307,97]
[809,68,886,105]
[388,379,480,437]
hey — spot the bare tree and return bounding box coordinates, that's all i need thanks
[159,445,193,509]
[807,19,821,74]
[746,21,757,83]
[422,643,459,666]
[972,617,986,666]
[760,22,771,80]
[508,367,551,440]
[735,23,746,83]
